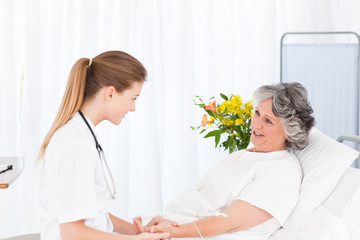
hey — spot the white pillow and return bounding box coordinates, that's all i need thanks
[284,128,359,228]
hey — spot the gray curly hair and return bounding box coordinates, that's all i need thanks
[253,82,315,150]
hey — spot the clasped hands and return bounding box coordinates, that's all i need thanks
[133,216,180,240]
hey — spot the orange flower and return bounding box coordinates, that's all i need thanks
[201,114,211,127]
[205,101,217,113]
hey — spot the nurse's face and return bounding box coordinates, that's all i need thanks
[107,81,144,125]
[250,98,287,153]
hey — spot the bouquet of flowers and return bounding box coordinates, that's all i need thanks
[191,94,253,154]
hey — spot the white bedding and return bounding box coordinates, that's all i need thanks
[270,205,350,240]
[140,168,360,240]
[325,167,360,240]
[271,167,360,240]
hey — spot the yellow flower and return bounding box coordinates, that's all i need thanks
[218,102,228,113]
[225,96,242,114]
[235,119,244,125]
[208,117,215,126]
[222,119,234,126]
[230,95,242,105]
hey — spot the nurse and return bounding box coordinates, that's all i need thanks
[37,51,169,240]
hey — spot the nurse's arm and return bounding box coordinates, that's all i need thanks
[147,199,273,238]
[60,220,169,240]
[109,213,136,235]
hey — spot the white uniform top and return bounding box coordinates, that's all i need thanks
[38,113,113,240]
[162,149,302,240]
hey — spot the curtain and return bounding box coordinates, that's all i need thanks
[1,0,360,237]
[0,0,28,236]
[283,43,359,139]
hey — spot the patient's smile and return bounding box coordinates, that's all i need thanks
[253,131,263,136]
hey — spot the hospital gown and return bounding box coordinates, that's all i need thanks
[157,149,302,240]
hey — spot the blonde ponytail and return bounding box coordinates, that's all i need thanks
[36,58,89,161]
[37,51,147,162]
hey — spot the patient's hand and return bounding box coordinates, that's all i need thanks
[145,222,180,237]
[133,216,179,238]
[133,216,179,233]
[146,216,180,228]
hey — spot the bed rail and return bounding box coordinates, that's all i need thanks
[337,135,360,168]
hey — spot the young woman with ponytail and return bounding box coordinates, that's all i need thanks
[37,51,169,240]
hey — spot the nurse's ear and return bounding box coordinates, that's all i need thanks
[104,86,116,101]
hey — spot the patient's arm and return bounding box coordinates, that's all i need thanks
[140,199,273,238]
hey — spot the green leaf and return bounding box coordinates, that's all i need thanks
[215,130,222,147]
[200,129,207,134]
[205,110,215,117]
[190,126,196,130]
[230,137,237,153]
[204,130,218,138]
[196,103,206,108]
[220,93,228,101]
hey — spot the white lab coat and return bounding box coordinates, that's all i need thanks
[38,112,113,240]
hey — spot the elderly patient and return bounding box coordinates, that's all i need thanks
[134,82,315,240]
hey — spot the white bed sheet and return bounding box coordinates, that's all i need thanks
[271,167,360,240]
[139,168,360,240]
[323,167,360,240]
[270,205,349,240]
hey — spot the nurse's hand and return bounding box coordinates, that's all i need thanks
[136,232,170,240]
[133,216,179,235]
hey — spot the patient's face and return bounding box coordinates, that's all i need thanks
[250,98,286,152]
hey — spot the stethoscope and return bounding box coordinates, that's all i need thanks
[79,111,117,200]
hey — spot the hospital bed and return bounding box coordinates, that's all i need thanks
[2,130,359,240]
[271,167,360,240]
[276,32,360,239]
[270,168,360,240]
[270,128,360,240]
